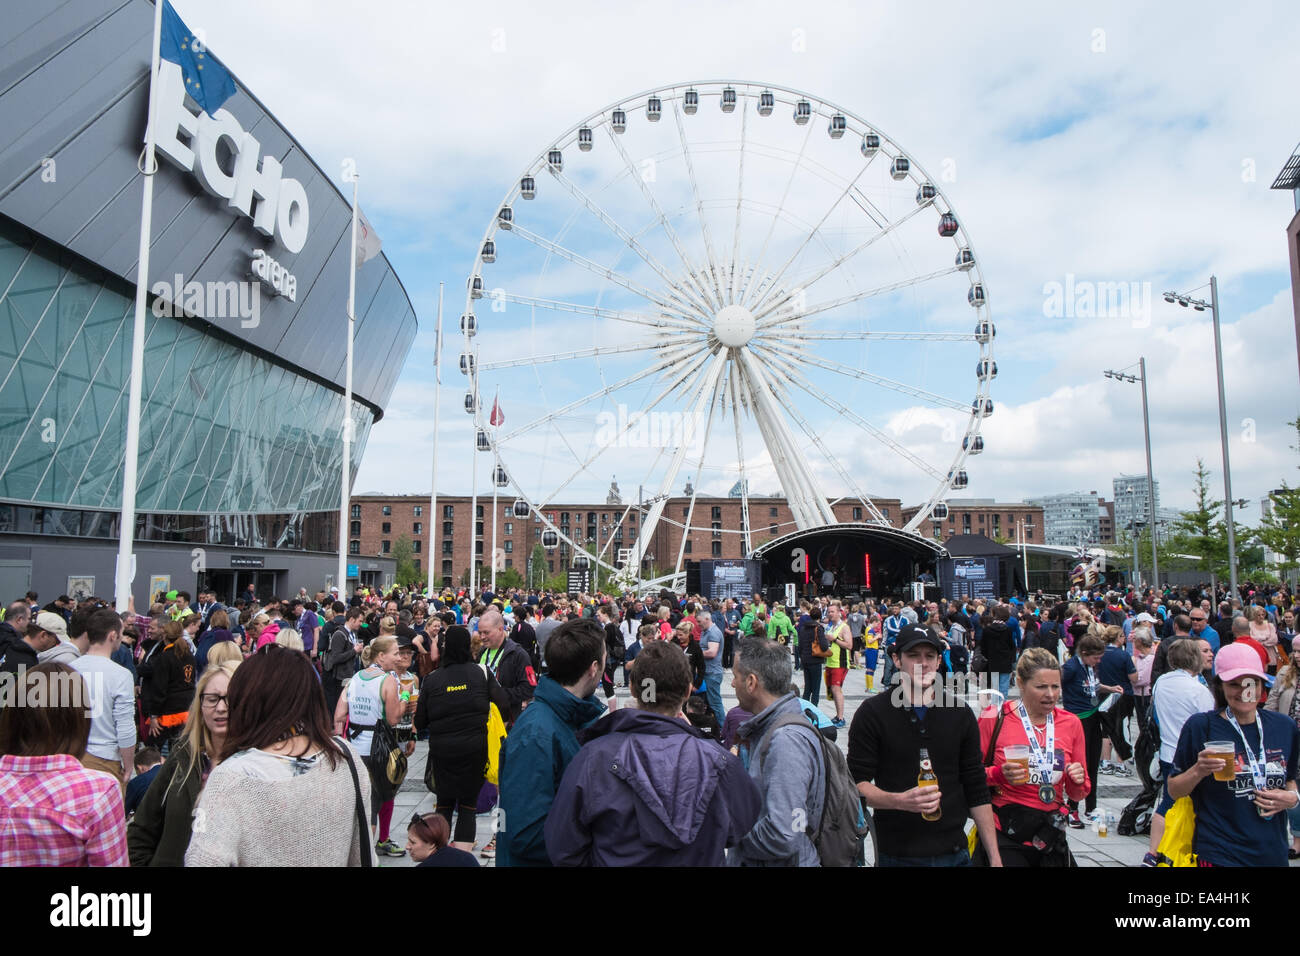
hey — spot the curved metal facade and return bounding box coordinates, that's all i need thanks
[0,0,417,516]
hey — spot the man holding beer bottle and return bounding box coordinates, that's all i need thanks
[847,624,1002,866]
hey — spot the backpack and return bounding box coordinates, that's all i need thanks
[756,712,869,867]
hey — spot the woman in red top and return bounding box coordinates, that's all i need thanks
[978,648,1090,866]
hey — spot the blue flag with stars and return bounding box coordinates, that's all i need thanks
[159,1,235,117]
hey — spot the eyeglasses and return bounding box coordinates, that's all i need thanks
[200,693,229,708]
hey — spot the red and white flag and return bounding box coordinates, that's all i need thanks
[489,390,504,427]
[355,206,382,265]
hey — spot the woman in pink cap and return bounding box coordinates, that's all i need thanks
[1167,642,1300,866]
[1265,634,1300,858]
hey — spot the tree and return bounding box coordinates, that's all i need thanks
[527,544,547,590]
[495,567,525,591]
[1167,458,1231,584]
[1256,416,1300,582]
[391,534,420,588]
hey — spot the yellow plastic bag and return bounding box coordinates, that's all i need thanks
[484,703,507,785]
[1155,796,1197,867]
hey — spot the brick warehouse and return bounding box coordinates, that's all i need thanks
[349,493,908,587]
[901,498,1044,545]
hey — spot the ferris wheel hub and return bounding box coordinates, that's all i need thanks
[713,303,757,348]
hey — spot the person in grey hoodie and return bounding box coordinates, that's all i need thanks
[729,636,826,867]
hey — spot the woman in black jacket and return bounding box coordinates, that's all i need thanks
[978,607,1018,700]
[672,620,707,694]
[414,625,510,851]
[144,619,198,753]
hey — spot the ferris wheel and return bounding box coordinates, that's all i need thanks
[458,81,995,590]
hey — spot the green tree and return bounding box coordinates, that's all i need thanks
[1256,416,1300,582]
[495,567,525,591]
[391,534,420,588]
[1167,458,1231,584]
[527,544,547,590]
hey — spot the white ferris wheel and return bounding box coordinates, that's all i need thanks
[458,81,995,591]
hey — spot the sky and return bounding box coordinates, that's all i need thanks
[174,0,1300,523]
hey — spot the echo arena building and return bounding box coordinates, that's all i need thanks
[0,0,417,603]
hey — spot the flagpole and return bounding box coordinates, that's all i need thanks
[338,173,359,600]
[427,282,443,597]
[116,0,166,612]
[491,400,499,594]
[469,394,479,599]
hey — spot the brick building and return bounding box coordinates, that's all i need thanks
[901,498,1044,546]
[350,492,903,587]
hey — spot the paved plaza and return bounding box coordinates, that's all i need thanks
[383,661,1194,868]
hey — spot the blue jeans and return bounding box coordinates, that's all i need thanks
[997,671,1012,699]
[878,847,971,867]
[705,673,725,726]
[802,663,822,706]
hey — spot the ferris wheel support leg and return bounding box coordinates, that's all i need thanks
[736,350,836,528]
[672,376,725,580]
[626,351,728,572]
[729,367,753,555]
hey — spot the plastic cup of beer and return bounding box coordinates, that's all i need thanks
[1004,745,1031,779]
[1205,741,1236,782]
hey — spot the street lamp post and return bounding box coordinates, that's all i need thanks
[1163,277,1238,600]
[1102,361,1159,590]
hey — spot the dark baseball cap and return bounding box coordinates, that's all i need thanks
[892,624,946,655]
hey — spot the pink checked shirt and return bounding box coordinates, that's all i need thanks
[0,755,128,866]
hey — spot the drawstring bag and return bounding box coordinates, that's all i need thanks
[1155,796,1197,867]
[485,703,507,785]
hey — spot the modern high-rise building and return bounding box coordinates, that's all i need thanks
[1027,491,1108,546]
[1113,474,1160,537]
[0,0,417,602]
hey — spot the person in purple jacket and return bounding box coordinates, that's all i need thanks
[544,641,761,866]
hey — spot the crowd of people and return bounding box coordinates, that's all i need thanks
[1,578,1298,867]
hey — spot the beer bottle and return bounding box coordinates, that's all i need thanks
[918,748,941,822]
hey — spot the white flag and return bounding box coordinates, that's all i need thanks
[356,206,382,265]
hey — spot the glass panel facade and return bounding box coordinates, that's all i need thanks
[0,220,372,515]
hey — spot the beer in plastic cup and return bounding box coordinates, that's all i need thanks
[1205,741,1237,782]
[1004,745,1031,779]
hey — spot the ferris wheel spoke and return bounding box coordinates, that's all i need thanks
[754,351,886,524]
[672,102,728,309]
[509,223,677,312]
[672,374,725,578]
[751,200,930,321]
[755,265,964,330]
[784,345,972,413]
[729,102,748,306]
[756,343,950,482]
[728,364,754,554]
[603,124,721,314]
[746,120,816,306]
[745,157,874,313]
[625,350,729,570]
[478,336,695,372]
[534,350,720,511]
[789,329,976,342]
[494,342,701,445]
[493,291,705,331]
[549,167,717,321]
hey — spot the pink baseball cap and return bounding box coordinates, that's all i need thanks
[1215,643,1269,682]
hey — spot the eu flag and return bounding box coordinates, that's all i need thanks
[159,1,236,117]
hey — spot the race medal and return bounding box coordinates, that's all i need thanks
[1038,784,1055,804]
[1016,702,1057,806]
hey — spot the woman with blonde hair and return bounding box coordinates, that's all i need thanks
[128,661,239,866]
[334,635,405,857]
[206,639,243,668]
[243,613,271,653]
[273,628,304,652]
[1250,605,1280,672]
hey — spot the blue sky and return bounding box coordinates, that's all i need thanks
[175,0,1300,519]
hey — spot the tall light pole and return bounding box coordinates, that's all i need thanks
[1103,360,1159,589]
[1163,278,1238,600]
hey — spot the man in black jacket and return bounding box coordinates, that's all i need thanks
[322,606,363,715]
[478,607,535,722]
[0,621,59,675]
[847,624,1001,866]
[979,605,1017,699]
[0,601,31,659]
